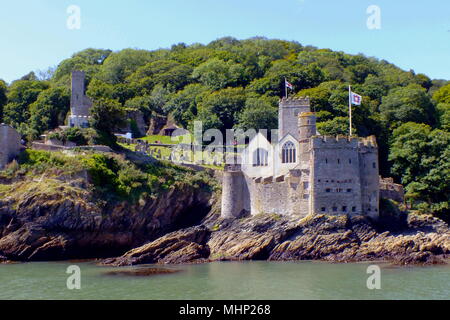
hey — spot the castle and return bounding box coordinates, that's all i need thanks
[68,71,92,128]
[221,97,380,219]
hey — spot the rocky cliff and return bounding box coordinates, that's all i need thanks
[0,175,214,261]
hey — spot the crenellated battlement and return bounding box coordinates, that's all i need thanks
[280,96,310,107]
[358,136,378,149]
[310,135,378,150]
[311,135,359,149]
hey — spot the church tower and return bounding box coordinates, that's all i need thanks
[278,97,310,140]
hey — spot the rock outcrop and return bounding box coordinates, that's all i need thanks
[0,178,214,261]
[104,212,450,266]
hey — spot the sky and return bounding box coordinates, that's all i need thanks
[0,0,449,83]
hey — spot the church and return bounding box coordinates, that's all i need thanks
[221,97,380,219]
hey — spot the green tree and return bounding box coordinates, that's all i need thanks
[436,103,450,131]
[390,122,450,217]
[197,87,246,132]
[433,83,450,104]
[192,58,246,90]
[98,49,154,84]
[165,84,210,128]
[236,97,278,131]
[89,98,126,146]
[380,84,436,127]
[317,117,352,136]
[3,80,49,128]
[28,87,70,138]
[53,48,112,84]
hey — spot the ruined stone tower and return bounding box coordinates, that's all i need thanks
[68,71,92,128]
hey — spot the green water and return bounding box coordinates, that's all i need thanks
[0,261,448,300]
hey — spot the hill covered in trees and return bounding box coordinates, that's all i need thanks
[0,37,449,219]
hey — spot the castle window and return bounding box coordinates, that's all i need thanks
[303,182,309,190]
[373,162,377,169]
[347,189,352,193]
[321,207,326,212]
[253,148,269,167]
[303,194,309,199]
[282,141,296,164]
[349,159,352,164]
[326,188,331,193]
[332,207,338,212]
[325,158,328,164]
[338,159,341,164]
[352,207,357,212]
[342,206,347,212]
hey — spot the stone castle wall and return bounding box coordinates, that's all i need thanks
[0,124,22,169]
[310,136,363,216]
[358,137,379,219]
[380,177,405,203]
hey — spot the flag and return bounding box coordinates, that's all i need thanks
[351,92,362,105]
[285,79,294,90]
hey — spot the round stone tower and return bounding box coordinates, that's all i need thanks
[299,112,317,141]
[298,112,317,166]
[221,166,248,218]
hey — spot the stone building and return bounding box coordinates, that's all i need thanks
[68,71,92,128]
[0,124,22,169]
[222,97,380,219]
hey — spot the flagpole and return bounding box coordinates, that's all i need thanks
[349,85,353,137]
[285,78,288,98]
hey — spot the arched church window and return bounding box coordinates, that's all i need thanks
[282,141,296,164]
[253,148,269,167]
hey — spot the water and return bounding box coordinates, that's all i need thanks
[0,261,449,300]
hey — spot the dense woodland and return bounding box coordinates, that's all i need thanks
[0,37,449,218]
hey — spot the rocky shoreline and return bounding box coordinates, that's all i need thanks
[102,211,450,267]
[0,171,449,267]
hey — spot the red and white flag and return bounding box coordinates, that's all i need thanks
[285,79,294,90]
[351,92,362,105]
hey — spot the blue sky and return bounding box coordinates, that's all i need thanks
[1,0,449,83]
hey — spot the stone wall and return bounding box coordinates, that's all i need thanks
[380,177,404,203]
[358,137,380,219]
[0,124,22,169]
[310,136,363,216]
